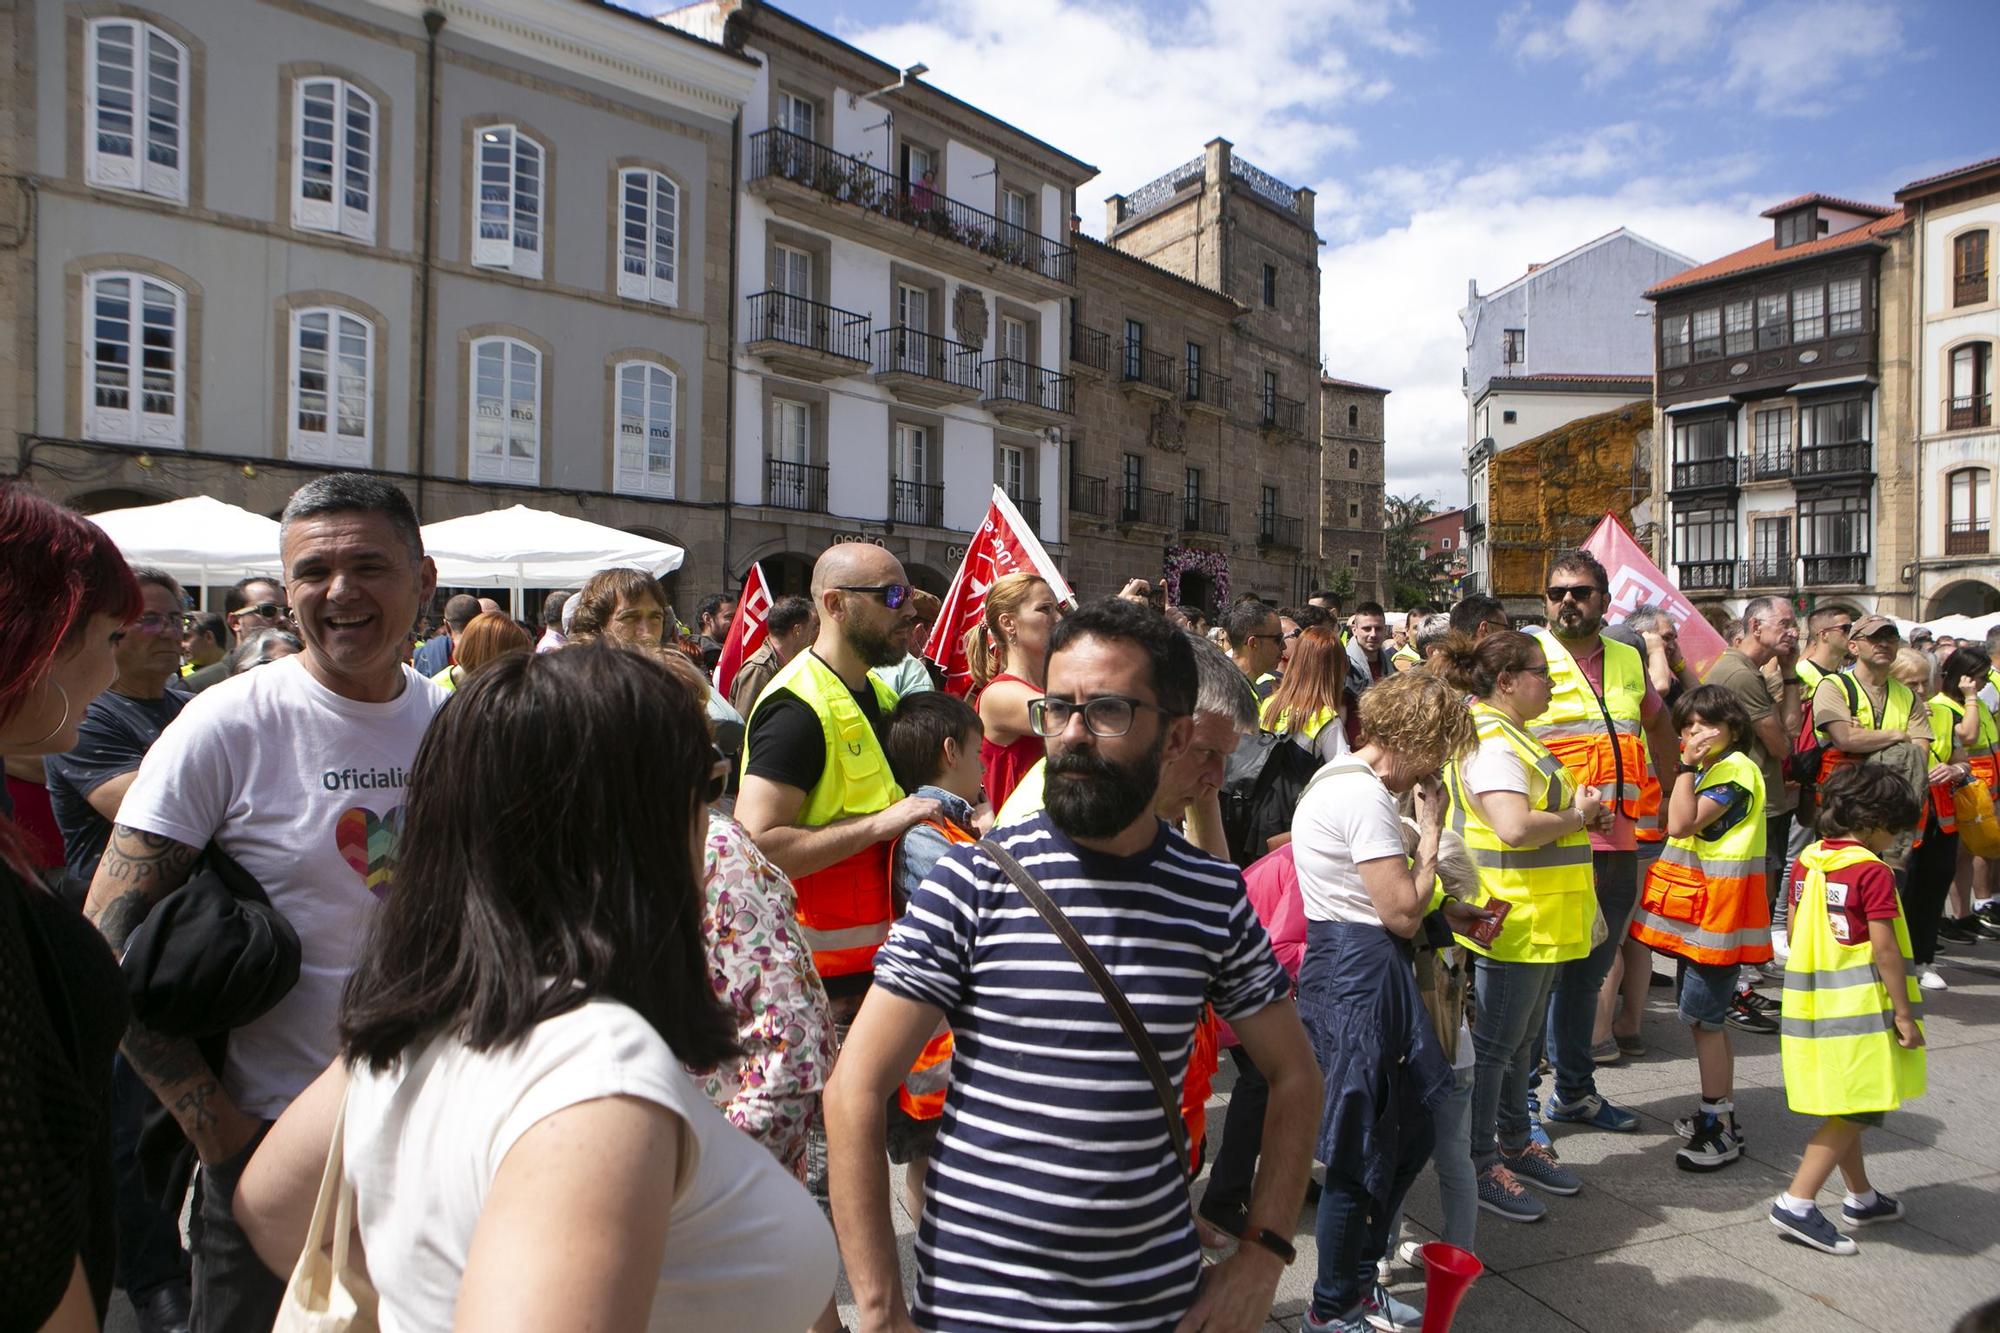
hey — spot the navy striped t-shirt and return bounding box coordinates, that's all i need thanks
[872,812,1290,1332]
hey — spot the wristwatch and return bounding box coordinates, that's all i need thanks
[1243,1226,1297,1265]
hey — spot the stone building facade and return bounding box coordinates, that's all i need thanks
[1318,376,1387,602]
[1487,401,1651,618]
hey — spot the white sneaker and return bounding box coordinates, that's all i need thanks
[1918,965,1947,992]
[1396,1240,1427,1270]
[1770,927,1790,963]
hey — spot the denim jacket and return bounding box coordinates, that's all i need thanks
[892,785,979,910]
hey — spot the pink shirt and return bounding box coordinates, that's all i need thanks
[1564,637,1664,855]
[1220,846,1305,1049]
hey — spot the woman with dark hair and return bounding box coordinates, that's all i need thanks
[1261,624,1350,762]
[235,646,836,1330]
[0,480,143,1329]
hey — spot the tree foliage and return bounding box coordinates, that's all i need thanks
[1382,493,1456,608]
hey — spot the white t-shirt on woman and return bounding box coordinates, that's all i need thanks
[1290,762,1410,925]
[342,999,836,1333]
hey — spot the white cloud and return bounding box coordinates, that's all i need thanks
[1723,0,1902,118]
[1504,0,1740,77]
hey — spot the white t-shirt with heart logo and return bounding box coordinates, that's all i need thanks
[118,653,447,1118]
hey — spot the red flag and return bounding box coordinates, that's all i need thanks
[926,487,1076,696]
[712,562,774,698]
[1582,513,1731,676]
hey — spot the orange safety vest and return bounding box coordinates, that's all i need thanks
[1181,1007,1220,1176]
[893,815,974,1121]
[1630,750,1773,966]
[1634,768,1664,848]
[1526,628,1650,818]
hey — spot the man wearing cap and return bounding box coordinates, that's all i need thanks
[1810,615,1933,862]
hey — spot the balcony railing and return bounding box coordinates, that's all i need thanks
[1009,495,1041,532]
[1182,495,1230,535]
[1185,367,1231,411]
[1463,503,1483,533]
[1670,456,1740,492]
[1119,341,1178,394]
[1946,520,1992,556]
[982,359,1074,415]
[875,327,983,391]
[1258,511,1304,548]
[1262,392,1306,436]
[1676,560,1736,592]
[1794,441,1872,480]
[1802,553,1867,586]
[1956,273,1988,307]
[1071,322,1111,372]
[766,457,827,512]
[745,291,870,361]
[1948,395,1992,431]
[1749,448,1792,481]
[748,128,1075,284]
[1120,486,1175,527]
[891,477,942,528]
[1072,472,1107,516]
[1742,554,1793,587]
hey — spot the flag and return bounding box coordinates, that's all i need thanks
[926,487,1076,696]
[712,561,773,698]
[1582,513,1730,676]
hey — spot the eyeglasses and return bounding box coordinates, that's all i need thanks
[1027,694,1177,738]
[1520,665,1553,678]
[239,602,290,621]
[1545,584,1600,603]
[129,612,191,635]
[835,584,911,609]
[705,745,729,804]
[1281,629,1304,641]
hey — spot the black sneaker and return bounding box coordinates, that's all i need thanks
[1939,917,1983,945]
[1975,901,2000,928]
[1972,916,2000,941]
[1675,1113,1743,1172]
[1675,1111,1746,1144]
[1725,993,1780,1034]
[1841,1191,1904,1227]
[1738,989,1780,1014]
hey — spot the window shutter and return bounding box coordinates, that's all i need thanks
[473,129,516,268]
[139,27,187,202]
[133,279,183,445]
[512,137,544,278]
[86,21,143,191]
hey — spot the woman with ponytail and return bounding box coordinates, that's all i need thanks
[963,571,1062,810]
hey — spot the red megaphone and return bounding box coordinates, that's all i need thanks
[1417,1241,1483,1332]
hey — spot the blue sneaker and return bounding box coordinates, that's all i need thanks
[1527,1091,1552,1149]
[1841,1192,1904,1227]
[1770,1201,1858,1255]
[1361,1282,1422,1332]
[1500,1142,1582,1195]
[1546,1092,1640,1133]
[1302,1306,1371,1333]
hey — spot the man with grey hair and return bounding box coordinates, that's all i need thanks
[85,473,446,1330]
[1609,603,1701,702]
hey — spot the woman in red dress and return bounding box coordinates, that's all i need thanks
[964,572,1062,811]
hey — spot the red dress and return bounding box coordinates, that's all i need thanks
[977,673,1044,811]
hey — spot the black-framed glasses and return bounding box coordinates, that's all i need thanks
[705,745,729,804]
[1824,622,1853,637]
[1545,584,1600,603]
[1027,694,1176,738]
[1520,664,1553,678]
[835,583,911,609]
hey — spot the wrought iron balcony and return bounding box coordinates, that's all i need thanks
[1072,472,1107,517]
[1008,494,1042,532]
[1794,441,1872,480]
[1669,456,1741,493]
[981,359,1074,420]
[1948,395,1992,431]
[1182,495,1230,535]
[1120,486,1175,527]
[1676,560,1736,592]
[1462,503,1483,534]
[1261,392,1306,437]
[874,327,983,407]
[1119,341,1178,395]
[1071,322,1111,372]
[1802,553,1867,586]
[1184,367,1231,413]
[748,128,1075,284]
[1956,272,1988,308]
[745,292,870,381]
[1946,520,1991,556]
[1742,554,1793,587]
[891,477,942,528]
[1258,511,1304,549]
[765,457,826,512]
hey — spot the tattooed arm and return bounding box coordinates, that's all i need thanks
[86,826,263,1161]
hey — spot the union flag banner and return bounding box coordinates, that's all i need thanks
[1582,513,1730,676]
[712,561,773,698]
[926,487,1076,696]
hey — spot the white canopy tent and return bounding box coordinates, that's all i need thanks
[87,496,283,607]
[418,505,685,612]
[1921,611,2000,640]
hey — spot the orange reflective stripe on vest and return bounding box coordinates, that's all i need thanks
[794,841,895,979]
[1630,751,1772,966]
[893,814,977,1120]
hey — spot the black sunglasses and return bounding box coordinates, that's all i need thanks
[835,583,911,609]
[1546,584,1600,603]
[239,602,290,620]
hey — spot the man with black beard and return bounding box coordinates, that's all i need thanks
[827,598,1321,1333]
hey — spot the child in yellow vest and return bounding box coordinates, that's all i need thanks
[1771,765,1926,1256]
[1631,685,1770,1172]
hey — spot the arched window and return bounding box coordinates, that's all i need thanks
[289,307,372,465]
[1348,447,1359,469]
[85,18,188,202]
[293,78,377,242]
[1347,404,1359,428]
[469,336,541,483]
[613,360,677,498]
[616,169,679,305]
[473,126,544,278]
[1947,467,1991,553]
[1949,342,1993,430]
[84,271,185,446]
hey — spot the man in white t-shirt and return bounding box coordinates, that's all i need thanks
[87,473,445,1332]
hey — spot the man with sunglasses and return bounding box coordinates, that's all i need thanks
[1523,551,1679,1138]
[1226,600,1287,700]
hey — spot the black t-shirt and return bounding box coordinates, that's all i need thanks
[43,688,187,899]
[743,659,888,794]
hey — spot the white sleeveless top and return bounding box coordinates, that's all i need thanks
[342,999,835,1332]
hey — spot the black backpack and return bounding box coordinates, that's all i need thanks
[1218,729,1324,868]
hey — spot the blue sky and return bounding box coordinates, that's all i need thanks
[666,0,2000,502]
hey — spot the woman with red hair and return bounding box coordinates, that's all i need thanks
[0,481,143,1328]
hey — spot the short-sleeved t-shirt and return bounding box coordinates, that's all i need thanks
[872,813,1289,1332]
[1788,840,1900,948]
[1565,638,1664,853]
[1290,762,1411,925]
[43,687,188,896]
[742,663,887,794]
[1704,649,1796,815]
[1811,674,1933,748]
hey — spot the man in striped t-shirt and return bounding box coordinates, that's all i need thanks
[826,599,1321,1333]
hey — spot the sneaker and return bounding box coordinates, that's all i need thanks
[1477,1160,1546,1222]
[1302,1306,1371,1333]
[1675,1112,1744,1172]
[1675,1112,1746,1144]
[1770,1201,1858,1255]
[1615,1032,1647,1058]
[1738,988,1780,1013]
[1725,994,1781,1034]
[1361,1282,1422,1332]
[1546,1092,1640,1133]
[1526,1091,1552,1150]
[1938,917,1983,945]
[1841,1192,1904,1227]
[1917,965,1948,992]
[1975,900,2000,928]
[1590,1038,1621,1065]
[1395,1239,1427,1270]
[1972,915,2000,941]
[1500,1141,1582,1195]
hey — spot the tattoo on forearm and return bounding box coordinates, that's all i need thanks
[173,1080,222,1133]
[88,826,199,945]
[122,1021,217,1097]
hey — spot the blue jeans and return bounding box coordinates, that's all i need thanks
[1388,1063,1477,1253]
[111,1056,189,1301]
[1312,1113,1436,1319]
[1469,956,1557,1158]
[1549,851,1638,1105]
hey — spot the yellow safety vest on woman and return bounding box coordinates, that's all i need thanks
[1780,842,1925,1117]
[1526,628,1649,819]
[1259,697,1337,742]
[1630,749,1772,966]
[742,651,903,980]
[1443,702,1595,963]
[1931,695,1999,790]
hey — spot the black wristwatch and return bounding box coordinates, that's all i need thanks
[1243,1226,1297,1265]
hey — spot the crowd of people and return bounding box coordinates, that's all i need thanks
[5,471,1999,1333]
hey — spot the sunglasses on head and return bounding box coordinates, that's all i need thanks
[835,583,911,609]
[1545,584,1600,603]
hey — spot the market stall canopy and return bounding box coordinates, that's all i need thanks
[87,496,284,597]
[418,505,685,589]
[1922,611,2000,640]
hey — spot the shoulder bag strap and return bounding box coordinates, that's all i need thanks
[976,838,1191,1184]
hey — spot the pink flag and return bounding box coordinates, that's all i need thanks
[712,561,773,698]
[1582,513,1731,675]
[926,488,1076,697]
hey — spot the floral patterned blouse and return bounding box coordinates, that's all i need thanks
[697,811,837,1180]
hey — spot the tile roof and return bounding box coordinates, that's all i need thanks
[1898,153,2000,200]
[1320,374,1390,394]
[1646,210,1905,296]
[1517,372,1650,384]
[1758,193,1894,219]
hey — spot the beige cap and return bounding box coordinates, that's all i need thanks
[1849,614,1900,641]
